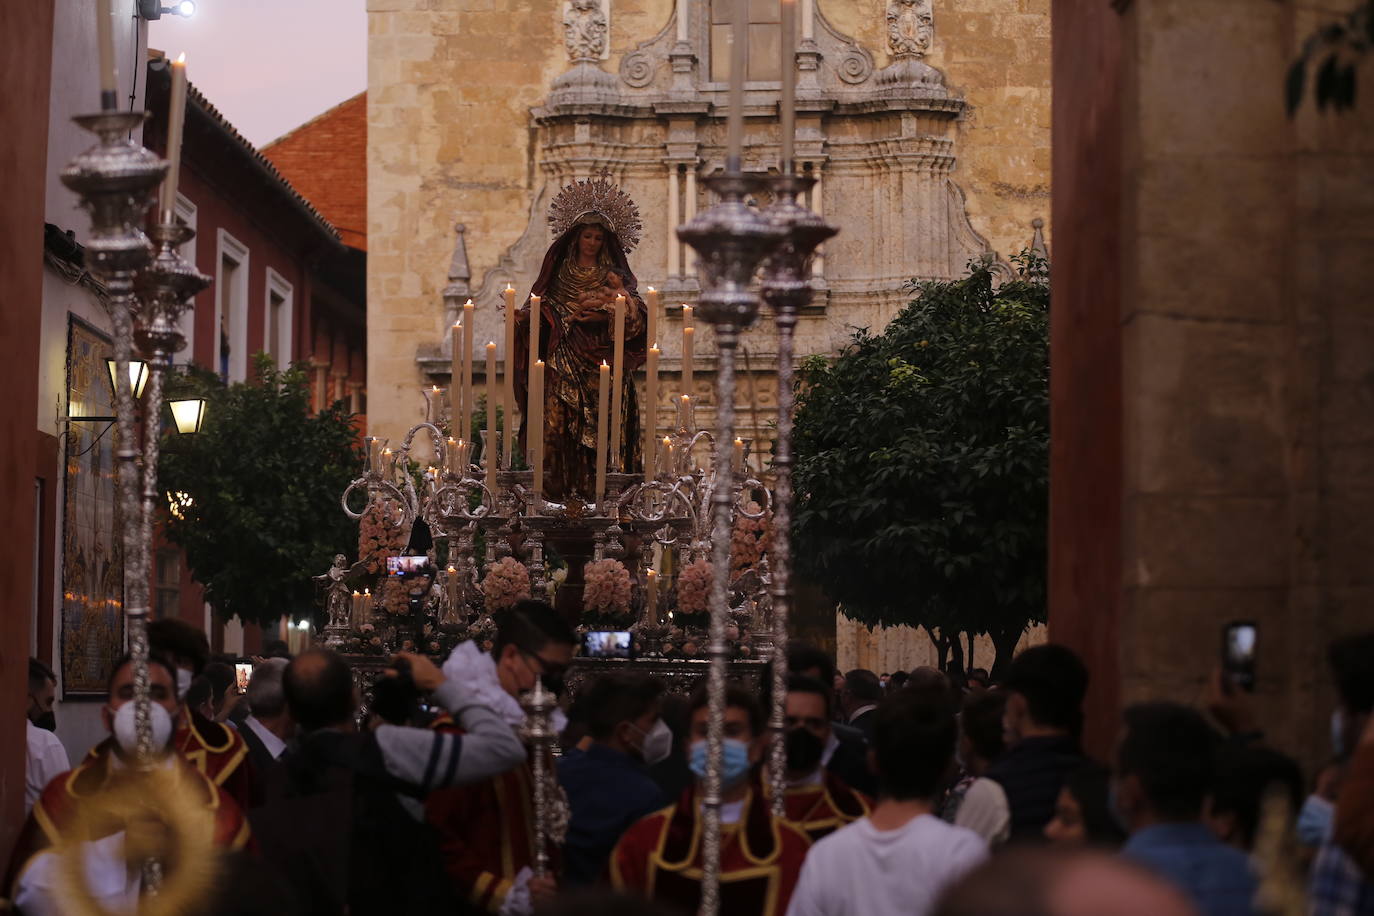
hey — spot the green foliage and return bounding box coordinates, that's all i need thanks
[159,355,362,628]
[1287,1,1371,115]
[792,256,1049,669]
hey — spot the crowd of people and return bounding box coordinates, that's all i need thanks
[11,604,1374,916]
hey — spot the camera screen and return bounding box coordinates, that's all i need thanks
[386,555,430,577]
[583,630,633,659]
[234,662,253,694]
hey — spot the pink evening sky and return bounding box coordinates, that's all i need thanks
[150,0,367,148]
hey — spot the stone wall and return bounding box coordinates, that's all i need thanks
[1051,0,1374,764]
[366,0,1052,448]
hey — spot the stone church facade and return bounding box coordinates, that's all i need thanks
[368,0,1049,658]
[366,0,1050,455]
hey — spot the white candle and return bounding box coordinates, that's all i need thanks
[647,569,660,623]
[458,322,469,431]
[727,0,748,165]
[446,437,458,474]
[596,360,610,507]
[485,341,497,492]
[160,53,188,221]
[462,299,475,441]
[660,436,674,480]
[96,0,117,109]
[527,294,541,467]
[682,325,695,396]
[610,295,627,471]
[644,344,660,483]
[503,284,517,467]
[646,287,660,357]
[781,0,796,171]
[679,394,693,432]
[733,437,745,474]
[531,359,545,500]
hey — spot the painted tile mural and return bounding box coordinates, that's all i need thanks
[61,317,124,694]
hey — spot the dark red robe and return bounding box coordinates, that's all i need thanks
[774,770,872,843]
[610,780,811,916]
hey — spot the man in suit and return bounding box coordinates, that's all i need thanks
[238,658,293,776]
[785,641,876,796]
[840,669,883,744]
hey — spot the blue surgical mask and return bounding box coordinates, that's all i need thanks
[689,738,752,789]
[1297,794,1334,847]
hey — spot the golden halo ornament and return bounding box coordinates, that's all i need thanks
[547,172,643,253]
[52,765,218,916]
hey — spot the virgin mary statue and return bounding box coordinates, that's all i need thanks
[515,175,647,500]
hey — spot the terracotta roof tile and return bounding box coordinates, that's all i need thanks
[262,92,367,251]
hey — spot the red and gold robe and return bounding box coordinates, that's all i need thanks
[5,746,251,895]
[774,770,871,844]
[424,717,559,914]
[175,711,255,809]
[610,781,811,916]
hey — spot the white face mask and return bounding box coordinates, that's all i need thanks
[633,718,673,767]
[176,668,193,700]
[111,700,174,756]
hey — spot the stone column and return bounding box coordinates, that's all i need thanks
[801,0,814,40]
[684,166,697,272]
[676,0,689,42]
[668,164,681,278]
[811,166,824,278]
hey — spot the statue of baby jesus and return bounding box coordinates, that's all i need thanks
[571,268,628,323]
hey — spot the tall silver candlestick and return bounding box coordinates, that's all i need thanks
[520,678,560,878]
[678,171,786,916]
[761,174,835,817]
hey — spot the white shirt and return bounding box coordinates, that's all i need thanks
[954,777,1010,846]
[243,714,288,760]
[25,721,70,815]
[14,832,138,916]
[785,813,988,916]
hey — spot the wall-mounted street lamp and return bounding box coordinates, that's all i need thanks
[106,358,149,400]
[168,397,207,435]
[137,0,196,20]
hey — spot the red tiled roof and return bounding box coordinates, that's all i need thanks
[261,92,367,251]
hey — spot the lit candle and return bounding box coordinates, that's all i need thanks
[644,344,660,483]
[679,394,693,432]
[726,0,748,166]
[646,287,660,357]
[485,341,497,492]
[596,360,610,507]
[447,565,458,616]
[458,322,469,425]
[96,0,118,110]
[351,590,363,627]
[160,53,188,222]
[382,447,394,480]
[531,359,545,502]
[781,0,796,171]
[610,295,627,471]
[503,284,517,467]
[647,569,660,624]
[446,437,458,474]
[733,437,745,474]
[661,436,674,480]
[682,325,695,396]
[462,299,475,440]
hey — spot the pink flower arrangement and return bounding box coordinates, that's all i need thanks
[730,502,771,574]
[482,557,531,611]
[677,558,712,616]
[583,559,632,615]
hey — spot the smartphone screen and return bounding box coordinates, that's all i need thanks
[583,630,634,659]
[234,661,253,694]
[1223,621,1257,692]
[386,555,430,577]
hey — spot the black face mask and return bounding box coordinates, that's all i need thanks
[32,710,58,733]
[785,727,825,773]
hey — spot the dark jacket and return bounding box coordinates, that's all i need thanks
[984,733,1084,842]
[826,723,876,797]
[558,743,666,886]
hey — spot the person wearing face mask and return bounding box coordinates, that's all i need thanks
[557,673,670,886]
[147,617,256,810]
[610,683,811,915]
[425,600,579,915]
[24,658,68,817]
[6,653,252,909]
[770,675,870,843]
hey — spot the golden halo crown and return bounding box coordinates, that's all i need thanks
[548,173,643,253]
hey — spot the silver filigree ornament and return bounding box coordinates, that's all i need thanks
[547,173,644,253]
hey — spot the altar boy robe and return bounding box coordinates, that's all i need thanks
[609,779,811,916]
[774,770,871,844]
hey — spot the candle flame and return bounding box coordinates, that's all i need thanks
[448,436,456,443]
[175,51,186,64]
[488,340,496,347]
[453,321,461,329]
[602,360,609,368]
[506,283,514,292]
[465,299,474,307]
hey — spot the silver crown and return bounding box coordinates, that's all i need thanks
[547,172,643,253]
